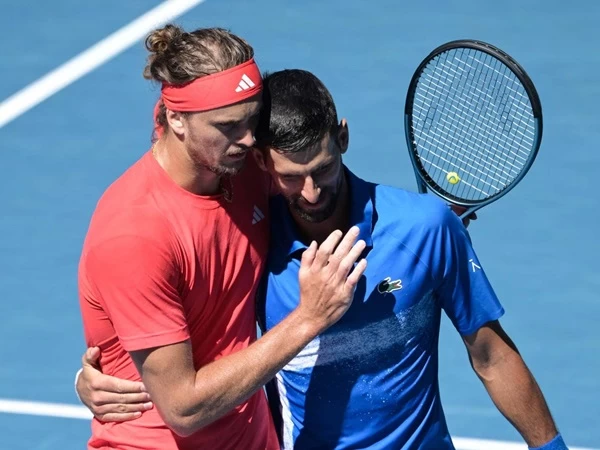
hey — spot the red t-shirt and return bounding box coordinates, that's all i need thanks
[78,151,279,450]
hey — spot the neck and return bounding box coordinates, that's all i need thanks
[292,172,351,244]
[152,134,221,196]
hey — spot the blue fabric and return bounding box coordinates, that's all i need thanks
[530,434,568,450]
[258,167,505,449]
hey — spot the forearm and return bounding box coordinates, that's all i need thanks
[139,229,366,436]
[475,351,558,447]
[173,309,318,435]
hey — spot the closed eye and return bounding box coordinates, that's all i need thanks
[215,121,239,131]
[314,163,333,175]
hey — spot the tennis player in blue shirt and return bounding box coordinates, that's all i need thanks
[76,69,566,450]
[249,69,565,450]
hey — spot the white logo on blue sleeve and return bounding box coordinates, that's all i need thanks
[469,259,481,272]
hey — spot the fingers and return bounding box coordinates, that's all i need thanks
[334,238,366,284]
[462,212,477,228]
[91,390,152,407]
[313,226,362,271]
[345,258,368,292]
[449,204,466,216]
[329,226,360,266]
[81,347,148,396]
[300,240,317,270]
[82,347,101,367]
[89,375,147,398]
[92,400,153,416]
[97,412,143,423]
[114,377,147,395]
[312,230,343,269]
[78,347,152,424]
[95,400,153,423]
[448,204,478,228]
[449,205,477,220]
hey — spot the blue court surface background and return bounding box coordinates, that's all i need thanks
[0,0,598,448]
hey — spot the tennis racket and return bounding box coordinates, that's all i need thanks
[404,39,543,219]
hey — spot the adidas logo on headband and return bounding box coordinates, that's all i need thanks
[235,74,256,92]
[161,59,262,114]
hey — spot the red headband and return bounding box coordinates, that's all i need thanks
[161,58,262,112]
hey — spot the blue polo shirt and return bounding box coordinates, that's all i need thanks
[257,167,505,450]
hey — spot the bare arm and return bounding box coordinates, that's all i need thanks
[132,309,322,435]
[76,320,321,426]
[463,320,559,448]
[130,228,366,436]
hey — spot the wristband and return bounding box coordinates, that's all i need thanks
[74,368,83,403]
[529,433,568,450]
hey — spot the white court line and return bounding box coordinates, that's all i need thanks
[452,436,596,450]
[0,0,206,129]
[0,399,596,450]
[0,399,91,420]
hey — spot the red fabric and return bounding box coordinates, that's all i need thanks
[153,59,262,139]
[162,58,262,112]
[79,151,278,450]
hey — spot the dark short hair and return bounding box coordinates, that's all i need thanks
[254,69,339,153]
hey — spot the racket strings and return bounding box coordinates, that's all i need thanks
[411,47,536,201]
[427,53,528,190]
[419,51,532,197]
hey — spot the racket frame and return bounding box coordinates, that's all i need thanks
[404,39,543,218]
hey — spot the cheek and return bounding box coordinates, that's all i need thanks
[274,179,300,198]
[190,129,230,155]
[319,172,340,191]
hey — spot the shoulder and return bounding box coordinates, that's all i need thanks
[82,195,177,286]
[80,214,179,295]
[85,153,175,249]
[86,198,173,246]
[94,153,153,213]
[372,182,458,234]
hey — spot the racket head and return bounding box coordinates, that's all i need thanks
[404,39,543,208]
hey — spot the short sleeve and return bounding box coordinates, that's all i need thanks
[434,207,505,336]
[82,234,189,351]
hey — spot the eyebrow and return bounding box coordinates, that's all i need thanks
[214,111,261,126]
[214,118,242,126]
[281,160,334,177]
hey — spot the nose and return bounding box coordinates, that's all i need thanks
[237,127,256,148]
[301,177,321,204]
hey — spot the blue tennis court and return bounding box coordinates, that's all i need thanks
[0,0,598,448]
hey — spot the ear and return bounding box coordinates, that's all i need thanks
[252,147,269,172]
[337,119,349,154]
[166,109,185,137]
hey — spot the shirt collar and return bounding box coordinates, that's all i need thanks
[271,166,375,258]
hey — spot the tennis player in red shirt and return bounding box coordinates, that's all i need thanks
[78,25,367,450]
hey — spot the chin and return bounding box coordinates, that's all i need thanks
[295,207,334,223]
[290,195,338,223]
[212,160,246,176]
